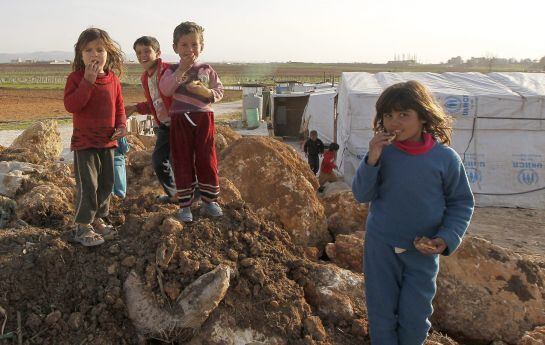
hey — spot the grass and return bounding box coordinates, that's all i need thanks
[0,83,65,90]
[0,118,72,131]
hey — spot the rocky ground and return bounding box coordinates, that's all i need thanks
[0,121,543,344]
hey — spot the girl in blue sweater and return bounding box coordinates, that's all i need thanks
[352,80,474,345]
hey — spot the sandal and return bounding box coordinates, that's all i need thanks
[93,218,117,240]
[73,224,105,247]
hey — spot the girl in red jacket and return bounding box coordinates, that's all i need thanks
[64,27,126,246]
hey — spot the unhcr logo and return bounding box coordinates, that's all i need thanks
[466,167,482,184]
[517,169,539,185]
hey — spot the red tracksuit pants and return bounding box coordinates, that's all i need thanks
[170,111,219,207]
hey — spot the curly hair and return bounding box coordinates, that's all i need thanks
[72,27,125,76]
[373,80,453,145]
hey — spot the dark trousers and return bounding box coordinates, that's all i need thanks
[152,124,177,198]
[170,112,219,207]
[74,148,115,224]
[308,154,319,175]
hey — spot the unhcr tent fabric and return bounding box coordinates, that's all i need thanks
[300,89,337,144]
[336,72,545,209]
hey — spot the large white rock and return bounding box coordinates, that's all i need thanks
[0,161,42,198]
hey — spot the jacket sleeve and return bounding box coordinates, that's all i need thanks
[436,154,475,256]
[207,67,224,103]
[64,73,95,113]
[351,155,380,203]
[114,77,126,129]
[159,68,180,97]
[135,101,152,115]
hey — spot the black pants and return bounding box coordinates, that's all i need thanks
[308,155,319,175]
[152,124,177,197]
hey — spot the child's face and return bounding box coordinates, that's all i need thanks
[135,44,160,72]
[310,133,317,141]
[81,39,107,73]
[383,108,425,142]
[173,32,202,61]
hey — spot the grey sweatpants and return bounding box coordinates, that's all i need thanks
[74,148,115,225]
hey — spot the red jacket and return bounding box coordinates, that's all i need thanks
[64,70,126,151]
[320,151,337,174]
[135,58,173,126]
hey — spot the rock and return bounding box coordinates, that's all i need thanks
[0,195,17,228]
[124,264,231,342]
[122,256,137,268]
[325,234,363,272]
[215,133,228,153]
[433,236,545,344]
[303,316,327,341]
[44,310,62,325]
[25,313,42,331]
[216,125,242,146]
[218,177,242,204]
[321,190,367,236]
[10,120,62,163]
[518,326,545,345]
[0,160,42,198]
[164,281,182,301]
[300,262,365,324]
[68,312,84,330]
[18,183,73,227]
[186,313,286,345]
[156,236,177,269]
[351,318,368,337]
[220,137,331,249]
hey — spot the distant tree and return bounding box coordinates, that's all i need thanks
[540,56,545,70]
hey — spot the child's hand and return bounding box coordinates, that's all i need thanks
[110,127,126,141]
[176,55,196,77]
[367,131,398,166]
[186,80,212,99]
[125,105,138,116]
[84,60,100,84]
[414,236,447,255]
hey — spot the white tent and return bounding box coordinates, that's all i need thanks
[300,89,337,144]
[337,72,545,209]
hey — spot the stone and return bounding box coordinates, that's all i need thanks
[518,326,545,345]
[321,190,367,236]
[433,236,545,344]
[301,262,365,324]
[10,120,63,163]
[303,316,327,341]
[0,160,42,198]
[325,234,363,272]
[219,137,331,250]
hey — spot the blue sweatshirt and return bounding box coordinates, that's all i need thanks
[352,143,474,255]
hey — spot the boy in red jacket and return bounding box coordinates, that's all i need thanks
[125,36,177,203]
[318,142,340,191]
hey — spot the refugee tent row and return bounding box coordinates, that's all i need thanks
[336,72,545,209]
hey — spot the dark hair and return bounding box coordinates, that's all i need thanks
[173,21,204,49]
[133,36,160,53]
[328,143,339,151]
[72,27,125,76]
[374,80,453,145]
[310,130,318,136]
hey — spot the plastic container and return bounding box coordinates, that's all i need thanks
[246,108,260,130]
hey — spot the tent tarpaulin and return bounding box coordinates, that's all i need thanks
[337,72,545,209]
[300,89,337,144]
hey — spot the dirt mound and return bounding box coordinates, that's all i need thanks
[219,137,330,250]
[10,120,62,163]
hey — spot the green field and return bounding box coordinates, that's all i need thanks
[0,62,536,89]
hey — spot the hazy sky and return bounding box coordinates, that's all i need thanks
[1,0,543,63]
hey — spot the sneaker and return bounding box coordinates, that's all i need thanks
[73,224,105,247]
[177,207,193,223]
[203,202,223,217]
[93,218,116,240]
